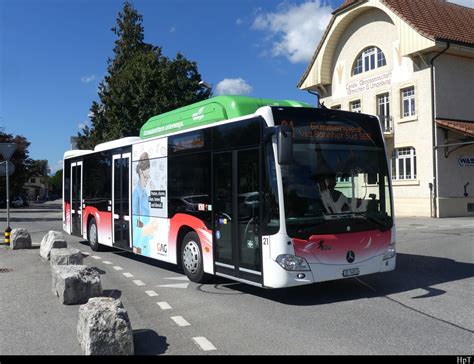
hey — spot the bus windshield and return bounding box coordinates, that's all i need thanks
[273,107,393,238]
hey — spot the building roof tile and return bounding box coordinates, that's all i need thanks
[436,119,474,138]
[335,0,474,45]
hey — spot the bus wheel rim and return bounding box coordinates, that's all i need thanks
[183,240,200,274]
[90,224,97,244]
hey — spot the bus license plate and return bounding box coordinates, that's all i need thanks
[343,268,360,277]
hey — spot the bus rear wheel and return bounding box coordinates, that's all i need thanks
[181,231,209,283]
[88,217,102,252]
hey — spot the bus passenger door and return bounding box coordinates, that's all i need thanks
[112,152,131,250]
[70,161,83,236]
[213,148,262,284]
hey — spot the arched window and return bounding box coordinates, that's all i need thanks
[352,47,386,75]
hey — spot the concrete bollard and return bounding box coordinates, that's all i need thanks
[40,230,67,260]
[50,248,83,266]
[52,265,102,305]
[77,297,134,355]
[10,228,32,249]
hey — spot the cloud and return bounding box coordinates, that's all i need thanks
[80,74,96,83]
[169,26,176,33]
[252,0,333,63]
[448,0,473,7]
[215,78,253,95]
[236,18,243,25]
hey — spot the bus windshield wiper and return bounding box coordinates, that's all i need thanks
[352,212,391,232]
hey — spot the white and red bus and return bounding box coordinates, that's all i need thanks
[63,96,395,288]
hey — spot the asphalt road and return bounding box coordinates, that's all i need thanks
[0,201,472,355]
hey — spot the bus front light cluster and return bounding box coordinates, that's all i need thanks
[383,243,396,260]
[276,254,310,271]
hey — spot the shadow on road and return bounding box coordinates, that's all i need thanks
[133,329,168,355]
[195,253,474,306]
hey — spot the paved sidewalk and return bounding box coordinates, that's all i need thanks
[0,243,82,355]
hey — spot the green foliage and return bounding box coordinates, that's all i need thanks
[29,159,50,177]
[78,1,211,150]
[0,132,32,196]
[49,169,63,196]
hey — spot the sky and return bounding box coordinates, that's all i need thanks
[1,0,472,174]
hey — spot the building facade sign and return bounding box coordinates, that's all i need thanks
[346,71,392,95]
[458,156,474,167]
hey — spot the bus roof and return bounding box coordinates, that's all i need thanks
[140,95,313,139]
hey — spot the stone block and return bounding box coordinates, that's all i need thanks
[50,248,83,266]
[77,297,134,355]
[10,228,32,249]
[40,230,67,260]
[52,265,102,305]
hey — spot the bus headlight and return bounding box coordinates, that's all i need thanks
[276,254,310,271]
[383,243,396,260]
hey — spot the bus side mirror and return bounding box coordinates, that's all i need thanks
[276,126,293,165]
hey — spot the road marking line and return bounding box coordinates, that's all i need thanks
[123,272,134,278]
[157,283,189,289]
[113,266,123,271]
[145,290,158,297]
[164,276,189,281]
[102,261,113,265]
[91,255,102,260]
[193,337,217,351]
[171,316,190,327]
[133,280,145,286]
[157,302,172,310]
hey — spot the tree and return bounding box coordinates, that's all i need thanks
[49,169,63,197]
[0,132,32,197]
[29,159,50,177]
[78,1,211,149]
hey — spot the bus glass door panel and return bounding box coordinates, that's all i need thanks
[213,152,234,267]
[237,149,261,274]
[112,153,131,250]
[70,162,82,236]
[213,149,262,282]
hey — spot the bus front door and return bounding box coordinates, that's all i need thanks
[112,152,131,250]
[213,148,262,284]
[70,161,83,236]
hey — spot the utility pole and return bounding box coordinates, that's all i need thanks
[0,143,17,245]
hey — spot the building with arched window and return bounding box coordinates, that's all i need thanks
[299,0,474,217]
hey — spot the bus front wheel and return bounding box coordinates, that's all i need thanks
[181,231,209,283]
[88,218,102,252]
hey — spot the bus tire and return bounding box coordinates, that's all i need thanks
[181,231,209,283]
[88,217,102,252]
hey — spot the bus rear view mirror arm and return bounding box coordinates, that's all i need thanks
[265,126,293,164]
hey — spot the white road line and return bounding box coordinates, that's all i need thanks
[133,280,145,286]
[157,283,189,289]
[145,290,158,297]
[171,316,190,327]
[102,261,113,265]
[123,272,134,278]
[113,266,123,271]
[164,276,189,281]
[157,302,172,310]
[91,255,102,260]
[193,337,217,351]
